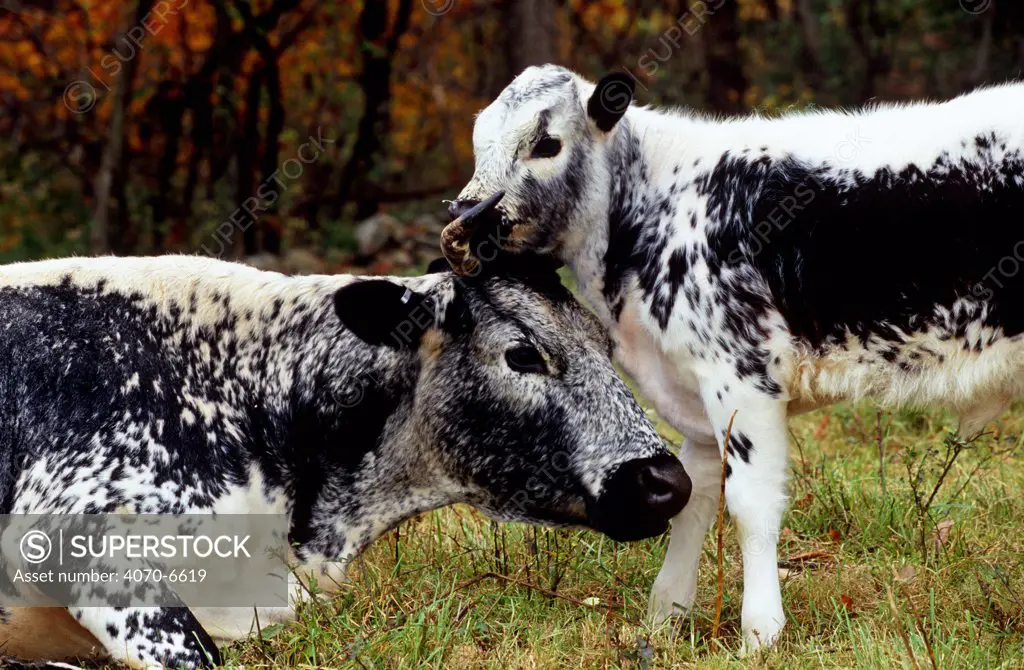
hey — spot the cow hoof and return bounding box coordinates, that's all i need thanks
[646,581,695,628]
[739,610,785,655]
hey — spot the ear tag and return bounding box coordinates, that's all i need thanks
[400,288,413,304]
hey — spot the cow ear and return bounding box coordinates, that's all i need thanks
[587,72,635,132]
[425,257,451,274]
[334,280,433,349]
[440,283,474,337]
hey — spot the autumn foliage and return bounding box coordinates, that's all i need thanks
[0,0,1015,261]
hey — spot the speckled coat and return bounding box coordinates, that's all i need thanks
[452,64,1024,650]
[0,254,675,668]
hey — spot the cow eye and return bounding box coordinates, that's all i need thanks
[530,136,562,159]
[505,345,548,374]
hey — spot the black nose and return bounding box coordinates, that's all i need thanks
[637,453,692,517]
[447,199,480,222]
[588,453,692,542]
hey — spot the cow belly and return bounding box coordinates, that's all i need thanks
[786,327,1024,427]
[192,605,298,644]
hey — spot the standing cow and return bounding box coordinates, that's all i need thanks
[0,251,690,668]
[443,63,1024,649]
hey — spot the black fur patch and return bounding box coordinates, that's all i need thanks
[726,431,753,464]
[701,143,1024,348]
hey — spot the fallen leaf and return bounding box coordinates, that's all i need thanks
[786,550,836,564]
[840,594,856,614]
[896,565,918,583]
[932,519,954,551]
[794,492,814,508]
[778,567,792,580]
[582,597,601,607]
[828,528,842,543]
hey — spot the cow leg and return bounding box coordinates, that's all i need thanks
[191,571,313,643]
[700,381,789,651]
[648,436,721,625]
[68,606,219,669]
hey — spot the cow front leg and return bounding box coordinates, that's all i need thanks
[648,436,721,625]
[68,606,219,669]
[700,380,789,651]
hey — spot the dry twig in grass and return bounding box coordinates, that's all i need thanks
[891,567,939,670]
[887,585,921,670]
[907,596,939,670]
[251,605,276,666]
[712,410,737,640]
[876,409,887,496]
[779,550,837,571]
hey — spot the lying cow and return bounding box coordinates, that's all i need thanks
[0,251,690,668]
[443,63,1024,649]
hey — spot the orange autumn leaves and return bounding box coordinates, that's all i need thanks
[0,0,486,179]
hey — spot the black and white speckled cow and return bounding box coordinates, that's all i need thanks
[0,252,691,668]
[443,63,1024,650]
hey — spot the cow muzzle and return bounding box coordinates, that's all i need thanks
[441,190,507,276]
[586,453,692,542]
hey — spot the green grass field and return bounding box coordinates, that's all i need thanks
[219,399,1024,669]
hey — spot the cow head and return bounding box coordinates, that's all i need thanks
[442,64,635,273]
[331,258,688,544]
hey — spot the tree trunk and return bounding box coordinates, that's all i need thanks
[331,0,413,222]
[969,1,996,86]
[845,0,892,101]
[238,68,265,256]
[90,95,120,254]
[702,0,747,114]
[91,0,153,254]
[795,0,827,91]
[147,81,186,250]
[493,0,555,96]
[508,0,555,73]
[228,0,309,253]
[259,61,285,254]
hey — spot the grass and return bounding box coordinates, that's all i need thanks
[217,399,1024,669]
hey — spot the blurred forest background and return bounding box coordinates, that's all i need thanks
[0,0,1019,272]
